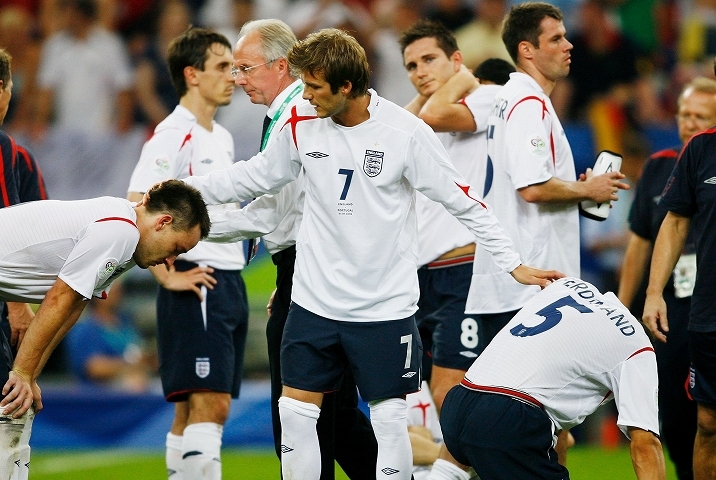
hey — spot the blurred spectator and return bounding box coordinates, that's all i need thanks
[133,0,191,129]
[679,0,716,64]
[453,0,512,70]
[371,0,421,106]
[66,281,157,392]
[551,0,665,153]
[199,0,285,30]
[32,0,134,140]
[0,5,41,133]
[211,1,270,160]
[425,0,473,31]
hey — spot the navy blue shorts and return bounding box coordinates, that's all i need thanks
[281,303,422,402]
[688,330,716,407]
[471,309,519,357]
[417,262,477,370]
[440,385,568,480]
[157,261,249,402]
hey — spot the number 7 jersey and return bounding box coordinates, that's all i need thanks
[186,90,521,322]
[464,277,659,437]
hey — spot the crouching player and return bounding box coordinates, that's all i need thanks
[430,277,665,480]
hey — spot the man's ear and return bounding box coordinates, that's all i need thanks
[341,80,353,96]
[518,40,534,61]
[451,50,463,71]
[0,79,4,91]
[184,66,199,87]
[156,214,174,230]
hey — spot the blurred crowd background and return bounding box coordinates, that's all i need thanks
[0,0,709,436]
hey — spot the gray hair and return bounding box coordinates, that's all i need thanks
[237,19,297,65]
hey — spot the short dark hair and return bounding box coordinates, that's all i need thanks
[0,48,10,89]
[288,28,370,98]
[502,2,563,64]
[60,0,98,19]
[144,180,211,238]
[473,58,515,85]
[398,20,458,57]
[168,27,233,98]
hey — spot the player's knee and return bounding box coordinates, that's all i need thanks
[369,398,408,435]
[697,405,716,439]
[188,393,232,425]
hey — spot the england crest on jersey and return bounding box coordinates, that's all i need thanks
[364,149,384,177]
[196,357,210,378]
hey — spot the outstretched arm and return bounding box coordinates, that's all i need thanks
[1,279,87,417]
[519,170,629,205]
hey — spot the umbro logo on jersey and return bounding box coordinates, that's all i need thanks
[200,158,213,164]
[306,151,329,158]
[460,351,478,358]
[652,195,661,204]
[281,445,294,453]
[705,177,716,184]
[381,467,400,475]
[402,371,417,378]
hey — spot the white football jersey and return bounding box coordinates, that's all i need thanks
[206,81,307,255]
[416,85,501,266]
[466,72,580,314]
[464,277,659,437]
[185,90,520,321]
[128,105,245,270]
[0,197,138,302]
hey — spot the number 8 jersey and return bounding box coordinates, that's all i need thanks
[464,277,659,437]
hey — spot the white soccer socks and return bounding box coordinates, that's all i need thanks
[166,432,184,479]
[278,396,321,480]
[426,459,472,480]
[0,406,34,480]
[181,423,223,480]
[369,398,413,480]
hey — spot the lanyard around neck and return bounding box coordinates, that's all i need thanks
[261,83,304,151]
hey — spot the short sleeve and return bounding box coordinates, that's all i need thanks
[464,85,502,134]
[628,159,656,240]
[614,349,660,438]
[127,130,186,193]
[660,140,698,218]
[503,97,553,190]
[58,220,138,299]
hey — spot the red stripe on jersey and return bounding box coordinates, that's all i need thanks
[455,183,487,208]
[458,97,467,106]
[685,374,693,401]
[180,131,192,150]
[507,96,548,122]
[283,105,318,149]
[0,144,8,207]
[461,379,543,409]
[627,346,655,360]
[427,254,475,269]
[95,217,138,229]
[17,146,48,199]
[0,135,16,207]
[650,148,679,160]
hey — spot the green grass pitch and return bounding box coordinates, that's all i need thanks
[29,446,678,479]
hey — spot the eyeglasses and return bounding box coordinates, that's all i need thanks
[231,59,277,79]
[675,113,713,124]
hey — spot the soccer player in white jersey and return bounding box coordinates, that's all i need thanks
[127,27,247,480]
[0,180,208,480]
[227,19,378,479]
[469,2,629,459]
[433,277,665,480]
[183,28,562,480]
[400,20,516,412]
